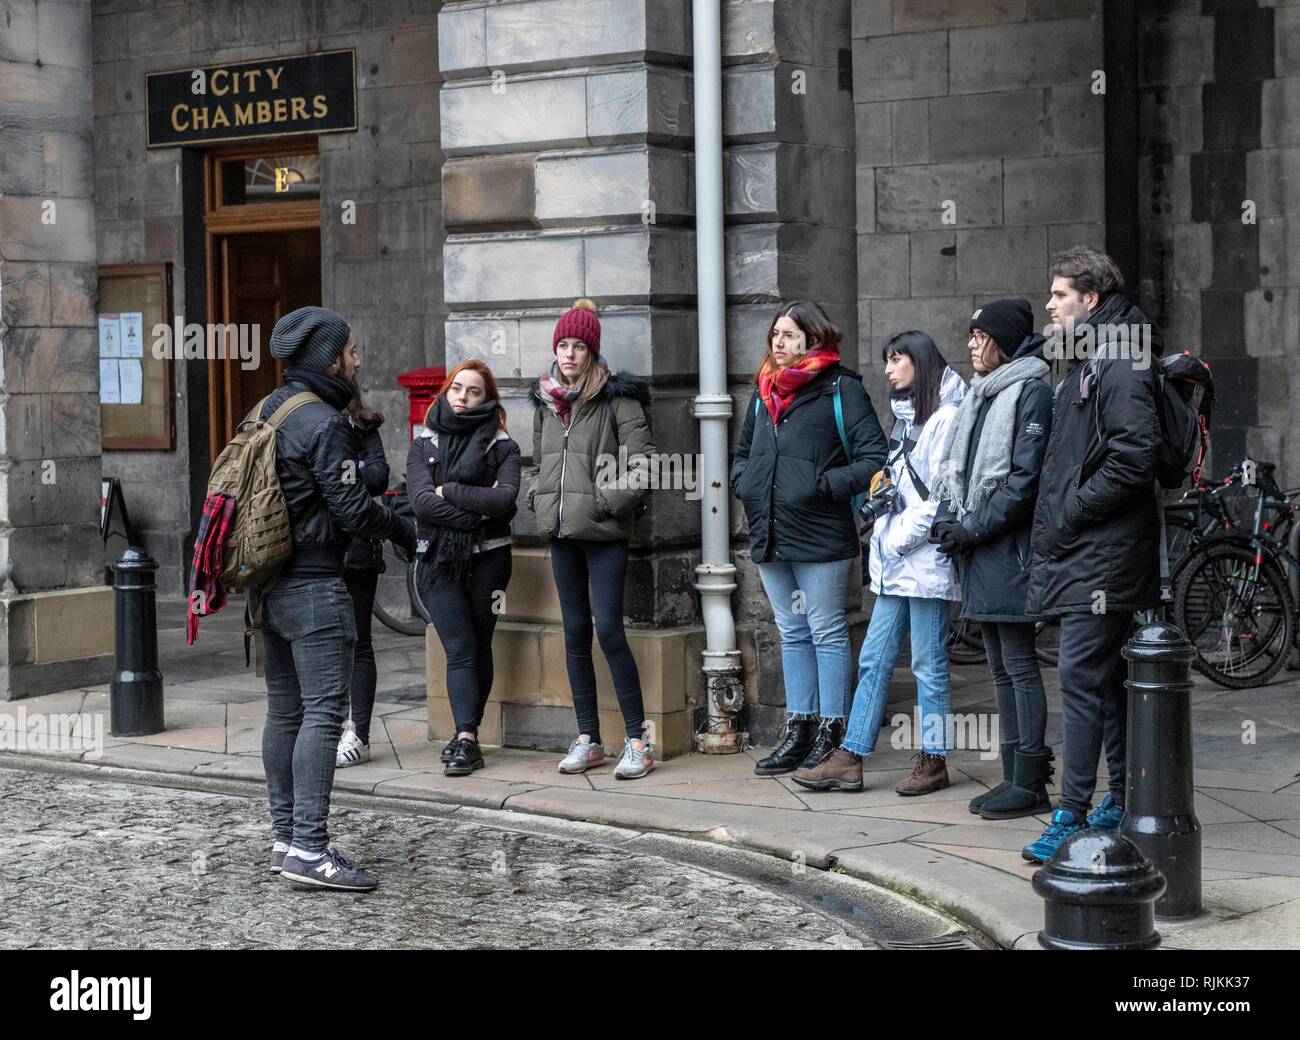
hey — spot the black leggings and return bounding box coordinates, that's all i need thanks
[420,546,513,735]
[980,621,1047,756]
[344,569,378,745]
[550,538,645,745]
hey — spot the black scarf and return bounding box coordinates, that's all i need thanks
[283,366,355,411]
[426,396,500,581]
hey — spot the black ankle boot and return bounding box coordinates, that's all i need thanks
[969,741,1018,814]
[755,715,818,776]
[798,718,845,770]
[980,748,1052,820]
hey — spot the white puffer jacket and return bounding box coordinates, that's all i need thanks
[868,367,967,601]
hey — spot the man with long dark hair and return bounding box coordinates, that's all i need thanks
[255,307,415,891]
[1020,248,1162,863]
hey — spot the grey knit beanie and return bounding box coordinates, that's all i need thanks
[269,307,351,372]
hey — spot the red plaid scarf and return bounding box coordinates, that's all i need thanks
[757,347,840,424]
[186,491,236,645]
[539,356,609,427]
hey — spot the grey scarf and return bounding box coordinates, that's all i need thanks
[937,355,1049,520]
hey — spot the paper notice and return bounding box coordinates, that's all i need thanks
[99,359,121,403]
[118,359,143,404]
[119,312,145,358]
[98,314,122,358]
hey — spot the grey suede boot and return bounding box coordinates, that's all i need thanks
[968,741,1017,814]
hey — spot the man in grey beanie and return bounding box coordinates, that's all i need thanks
[251,306,415,891]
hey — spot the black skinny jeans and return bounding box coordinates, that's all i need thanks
[344,569,378,745]
[550,538,646,745]
[1057,611,1131,818]
[980,621,1047,756]
[420,546,513,735]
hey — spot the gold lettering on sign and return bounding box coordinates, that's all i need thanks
[210,68,229,96]
[273,97,288,121]
[211,107,230,128]
[312,95,328,117]
[234,102,254,126]
[266,66,284,90]
[171,103,189,131]
[275,167,290,192]
[290,96,308,120]
[256,100,272,123]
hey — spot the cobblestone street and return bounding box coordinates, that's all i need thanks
[0,765,968,950]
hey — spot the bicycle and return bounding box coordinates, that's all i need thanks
[1032,470,1248,667]
[371,485,428,636]
[1174,461,1300,688]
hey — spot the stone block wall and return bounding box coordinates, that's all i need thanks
[1137,0,1300,483]
[851,0,1107,407]
[0,0,104,594]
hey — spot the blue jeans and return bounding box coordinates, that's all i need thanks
[260,576,356,852]
[842,594,951,757]
[756,558,854,719]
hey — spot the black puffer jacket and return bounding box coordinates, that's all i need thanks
[1025,293,1163,617]
[343,421,390,573]
[729,363,888,563]
[950,339,1054,622]
[256,378,414,579]
[406,426,522,547]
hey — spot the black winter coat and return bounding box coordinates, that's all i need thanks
[343,422,390,573]
[1025,293,1163,617]
[406,427,521,549]
[256,378,414,580]
[952,342,1054,623]
[730,363,888,564]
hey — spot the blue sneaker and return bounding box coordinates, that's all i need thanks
[1021,809,1085,863]
[1086,793,1124,830]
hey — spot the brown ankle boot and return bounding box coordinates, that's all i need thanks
[790,747,863,792]
[895,751,949,796]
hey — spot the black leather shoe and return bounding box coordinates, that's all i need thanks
[797,718,845,770]
[444,738,484,776]
[754,715,818,776]
[440,739,460,764]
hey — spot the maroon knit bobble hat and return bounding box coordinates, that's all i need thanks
[552,298,601,355]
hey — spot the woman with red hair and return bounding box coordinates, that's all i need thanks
[407,360,521,777]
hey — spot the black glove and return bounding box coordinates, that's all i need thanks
[929,520,974,557]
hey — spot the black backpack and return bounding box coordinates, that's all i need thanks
[1083,349,1214,489]
[1152,351,1214,489]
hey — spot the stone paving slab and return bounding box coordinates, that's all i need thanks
[6,611,1300,950]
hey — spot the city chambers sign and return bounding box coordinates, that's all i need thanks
[146,49,356,148]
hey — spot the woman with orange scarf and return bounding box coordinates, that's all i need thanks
[730,302,888,775]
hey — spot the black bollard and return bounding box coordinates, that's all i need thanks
[1120,620,1201,918]
[1033,830,1166,950]
[110,547,164,737]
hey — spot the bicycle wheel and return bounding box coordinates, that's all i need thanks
[1034,618,1061,668]
[946,602,986,665]
[1175,542,1294,689]
[373,541,426,636]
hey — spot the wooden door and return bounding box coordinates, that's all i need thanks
[220,233,287,442]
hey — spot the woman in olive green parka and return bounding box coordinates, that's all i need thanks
[527,298,658,780]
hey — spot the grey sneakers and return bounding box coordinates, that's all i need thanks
[279,848,378,891]
[614,738,655,780]
[558,735,606,773]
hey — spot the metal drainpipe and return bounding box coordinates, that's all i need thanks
[691,0,746,754]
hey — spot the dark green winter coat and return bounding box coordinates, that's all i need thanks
[527,373,655,541]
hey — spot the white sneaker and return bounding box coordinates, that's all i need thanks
[336,722,370,768]
[614,738,655,780]
[558,735,605,774]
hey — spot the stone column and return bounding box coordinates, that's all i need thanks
[0,0,114,699]
[431,0,701,756]
[429,0,861,751]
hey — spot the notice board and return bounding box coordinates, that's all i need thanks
[97,263,175,450]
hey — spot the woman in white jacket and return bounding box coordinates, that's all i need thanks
[792,331,966,795]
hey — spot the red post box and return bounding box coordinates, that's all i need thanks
[396,366,447,442]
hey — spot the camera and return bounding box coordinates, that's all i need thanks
[858,479,900,527]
